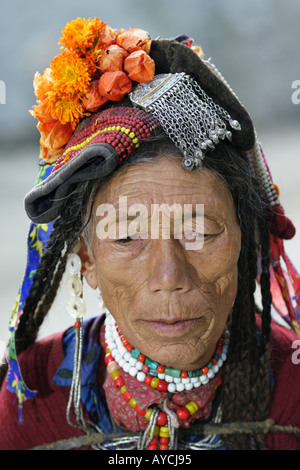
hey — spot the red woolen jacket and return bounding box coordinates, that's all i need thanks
[0,319,299,450]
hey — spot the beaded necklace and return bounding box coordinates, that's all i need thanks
[104,313,230,450]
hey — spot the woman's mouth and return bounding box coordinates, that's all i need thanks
[142,318,201,336]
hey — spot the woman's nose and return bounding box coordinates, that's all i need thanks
[147,239,193,293]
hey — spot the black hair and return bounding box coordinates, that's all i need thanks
[0,134,272,449]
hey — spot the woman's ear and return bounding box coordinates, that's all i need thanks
[78,241,98,290]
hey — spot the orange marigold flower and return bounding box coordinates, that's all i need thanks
[116,28,152,54]
[33,68,54,101]
[51,51,91,95]
[99,45,128,73]
[59,17,106,52]
[124,50,155,83]
[46,91,85,129]
[99,71,132,101]
[30,99,52,123]
[83,48,102,77]
[38,120,73,162]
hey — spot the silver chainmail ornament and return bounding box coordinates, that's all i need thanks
[129,72,241,171]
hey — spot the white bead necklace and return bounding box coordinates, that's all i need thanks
[104,313,230,393]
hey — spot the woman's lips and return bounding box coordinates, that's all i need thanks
[142,318,201,335]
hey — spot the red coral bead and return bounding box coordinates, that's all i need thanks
[104,353,114,365]
[176,407,190,420]
[149,437,158,446]
[157,412,167,426]
[122,390,132,402]
[145,375,152,386]
[113,376,125,390]
[157,380,168,392]
[159,437,169,444]
[135,405,146,416]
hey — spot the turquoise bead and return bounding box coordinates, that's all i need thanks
[145,358,159,369]
[188,370,201,378]
[164,367,181,378]
[131,349,140,359]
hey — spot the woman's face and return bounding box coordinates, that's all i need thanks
[81,155,241,371]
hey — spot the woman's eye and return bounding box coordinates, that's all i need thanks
[115,237,133,244]
[115,235,141,244]
[185,231,205,241]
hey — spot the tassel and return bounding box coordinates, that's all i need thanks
[270,205,296,240]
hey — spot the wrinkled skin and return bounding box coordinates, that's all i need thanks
[80,155,241,371]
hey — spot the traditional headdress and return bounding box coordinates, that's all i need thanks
[5,18,300,425]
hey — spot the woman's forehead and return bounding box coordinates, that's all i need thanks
[95,155,232,208]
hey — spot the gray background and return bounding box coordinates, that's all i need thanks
[0,0,299,354]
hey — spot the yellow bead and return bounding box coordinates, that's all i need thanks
[148,425,159,437]
[132,137,139,144]
[129,397,137,408]
[124,128,130,134]
[120,385,127,394]
[145,408,153,421]
[129,131,135,139]
[185,401,199,415]
[105,347,111,354]
[110,370,121,380]
[159,426,170,438]
[150,377,159,388]
[121,127,126,132]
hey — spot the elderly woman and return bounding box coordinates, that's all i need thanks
[0,18,299,451]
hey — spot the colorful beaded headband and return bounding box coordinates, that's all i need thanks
[25,106,161,223]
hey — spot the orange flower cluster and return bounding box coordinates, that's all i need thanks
[30,18,155,162]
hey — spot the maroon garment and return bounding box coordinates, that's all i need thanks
[0,320,299,450]
[264,320,300,450]
[0,331,88,450]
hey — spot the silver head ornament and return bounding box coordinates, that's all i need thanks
[129,73,241,171]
